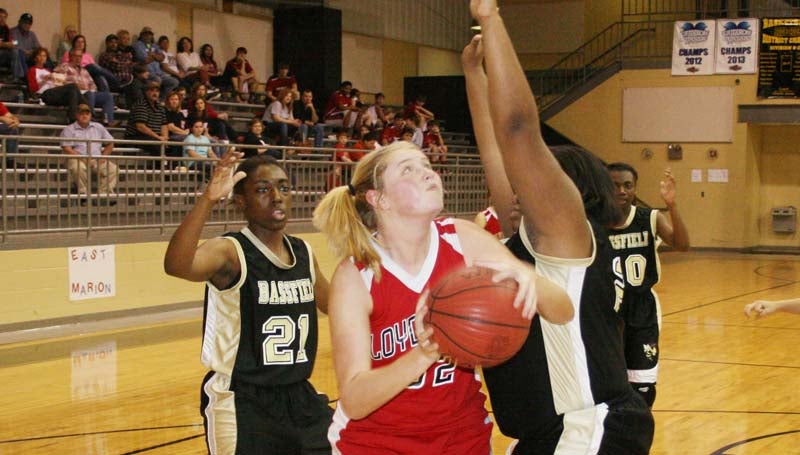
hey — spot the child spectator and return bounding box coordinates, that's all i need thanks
[423,119,448,164]
[183,119,217,179]
[241,118,279,159]
[380,115,405,146]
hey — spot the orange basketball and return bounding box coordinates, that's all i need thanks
[424,265,531,368]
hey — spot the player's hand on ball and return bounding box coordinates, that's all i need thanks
[475,260,538,320]
[414,290,441,363]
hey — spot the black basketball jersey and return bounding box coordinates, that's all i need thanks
[483,220,631,441]
[608,206,661,312]
[201,228,320,387]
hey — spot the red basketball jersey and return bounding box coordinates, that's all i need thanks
[329,218,491,454]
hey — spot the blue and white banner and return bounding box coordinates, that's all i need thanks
[715,19,759,74]
[672,20,716,75]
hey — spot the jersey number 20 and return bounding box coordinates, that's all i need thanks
[262,314,310,365]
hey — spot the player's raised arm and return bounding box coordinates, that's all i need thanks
[471,0,590,258]
[462,35,517,238]
[164,149,244,287]
[656,168,690,251]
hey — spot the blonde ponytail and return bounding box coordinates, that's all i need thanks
[313,185,383,279]
[313,142,412,280]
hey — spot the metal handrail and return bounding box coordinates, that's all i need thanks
[0,134,487,243]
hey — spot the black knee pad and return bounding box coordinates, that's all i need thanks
[631,382,656,407]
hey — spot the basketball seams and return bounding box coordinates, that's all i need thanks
[431,283,518,300]
[428,321,511,364]
[427,307,531,330]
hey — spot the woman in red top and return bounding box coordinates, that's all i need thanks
[187,97,228,143]
[199,43,227,89]
[26,47,84,122]
[312,141,574,454]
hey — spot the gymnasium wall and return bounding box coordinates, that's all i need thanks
[548,68,800,249]
[0,234,337,326]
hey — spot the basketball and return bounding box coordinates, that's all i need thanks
[424,265,531,368]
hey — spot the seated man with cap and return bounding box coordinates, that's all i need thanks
[10,12,45,76]
[133,26,178,100]
[125,80,168,162]
[60,103,118,205]
[0,8,25,81]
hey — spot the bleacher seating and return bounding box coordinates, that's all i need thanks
[0,91,485,240]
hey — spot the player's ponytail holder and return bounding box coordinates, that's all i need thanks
[347,183,356,196]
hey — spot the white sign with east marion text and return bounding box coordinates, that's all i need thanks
[68,245,116,301]
[672,20,717,75]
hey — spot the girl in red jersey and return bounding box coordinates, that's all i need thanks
[312,141,574,454]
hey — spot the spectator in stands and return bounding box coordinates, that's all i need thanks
[10,13,42,77]
[263,87,300,146]
[324,80,360,130]
[357,130,382,153]
[423,119,448,164]
[327,128,351,191]
[175,85,189,112]
[27,47,85,123]
[157,36,187,89]
[400,126,415,143]
[126,62,150,108]
[55,24,78,63]
[224,47,259,103]
[187,97,229,144]
[62,35,122,93]
[183,119,217,177]
[292,89,326,148]
[198,44,226,90]
[380,115,405,146]
[363,92,388,129]
[134,27,178,100]
[125,80,168,161]
[97,34,132,83]
[241,118,278,159]
[60,103,117,204]
[176,37,214,94]
[408,114,424,148]
[403,94,435,130]
[0,100,19,155]
[0,8,25,81]
[190,83,235,139]
[165,91,188,159]
[264,62,297,103]
[98,34,134,99]
[116,30,136,56]
[57,49,117,127]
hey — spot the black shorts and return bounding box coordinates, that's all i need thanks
[201,371,333,455]
[620,292,660,381]
[512,392,654,455]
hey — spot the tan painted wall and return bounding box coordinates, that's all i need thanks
[0,233,337,326]
[548,68,800,249]
[584,0,622,37]
[381,39,418,106]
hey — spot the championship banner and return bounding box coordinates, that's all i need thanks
[715,19,759,74]
[758,18,800,98]
[672,20,716,75]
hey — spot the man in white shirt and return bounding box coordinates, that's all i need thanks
[60,104,117,205]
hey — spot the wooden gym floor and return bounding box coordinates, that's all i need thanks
[1,250,799,454]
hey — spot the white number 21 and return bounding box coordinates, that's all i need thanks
[262,314,310,365]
